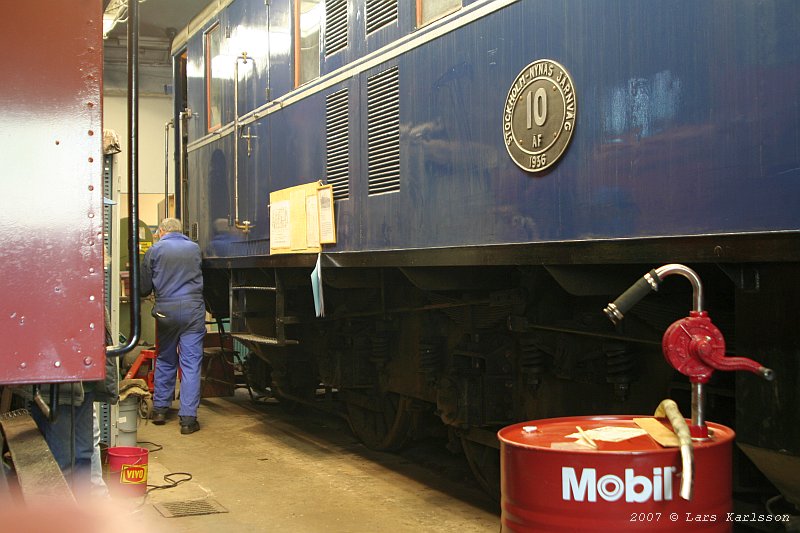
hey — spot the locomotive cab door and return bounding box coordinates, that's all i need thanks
[229,1,272,241]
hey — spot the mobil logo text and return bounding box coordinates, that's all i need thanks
[562,466,678,503]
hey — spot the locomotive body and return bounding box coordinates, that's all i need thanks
[174,0,800,503]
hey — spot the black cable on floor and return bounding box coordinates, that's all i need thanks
[146,471,192,494]
[134,471,194,509]
[136,440,163,452]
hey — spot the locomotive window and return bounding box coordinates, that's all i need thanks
[295,0,322,87]
[416,0,461,27]
[205,23,222,132]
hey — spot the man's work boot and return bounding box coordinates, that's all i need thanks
[180,415,200,434]
[151,408,167,425]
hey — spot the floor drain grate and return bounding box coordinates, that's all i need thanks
[153,498,229,518]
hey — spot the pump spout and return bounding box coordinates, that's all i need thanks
[604,264,704,325]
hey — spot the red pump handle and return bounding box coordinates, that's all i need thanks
[662,311,775,383]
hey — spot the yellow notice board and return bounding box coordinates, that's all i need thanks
[269,181,336,254]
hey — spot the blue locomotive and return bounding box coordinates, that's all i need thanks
[172,0,800,505]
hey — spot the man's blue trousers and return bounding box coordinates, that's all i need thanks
[152,298,205,417]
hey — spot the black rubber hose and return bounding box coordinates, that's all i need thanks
[604,269,661,324]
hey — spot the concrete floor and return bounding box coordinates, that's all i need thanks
[109,391,499,533]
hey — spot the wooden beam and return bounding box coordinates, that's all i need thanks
[0,410,75,504]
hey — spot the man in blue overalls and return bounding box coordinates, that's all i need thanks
[140,218,205,434]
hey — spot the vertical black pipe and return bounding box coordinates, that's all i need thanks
[164,120,171,219]
[107,0,140,356]
[171,54,182,226]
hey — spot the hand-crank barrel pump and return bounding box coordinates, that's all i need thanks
[604,264,775,438]
[498,264,774,532]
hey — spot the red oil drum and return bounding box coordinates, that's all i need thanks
[498,416,734,532]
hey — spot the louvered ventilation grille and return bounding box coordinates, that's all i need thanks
[326,88,349,200]
[325,0,347,56]
[366,0,397,35]
[367,67,400,195]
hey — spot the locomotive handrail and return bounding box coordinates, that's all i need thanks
[108,0,141,357]
[233,53,253,234]
[177,108,192,227]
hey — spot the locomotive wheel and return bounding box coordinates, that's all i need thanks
[345,391,415,451]
[460,436,501,501]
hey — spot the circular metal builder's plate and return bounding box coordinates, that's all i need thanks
[503,59,577,173]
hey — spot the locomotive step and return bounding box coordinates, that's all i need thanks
[230,332,299,346]
[231,310,275,318]
[230,312,301,323]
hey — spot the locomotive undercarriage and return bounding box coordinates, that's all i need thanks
[204,260,771,497]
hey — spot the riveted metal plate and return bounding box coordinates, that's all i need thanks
[502,59,577,173]
[0,0,105,384]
